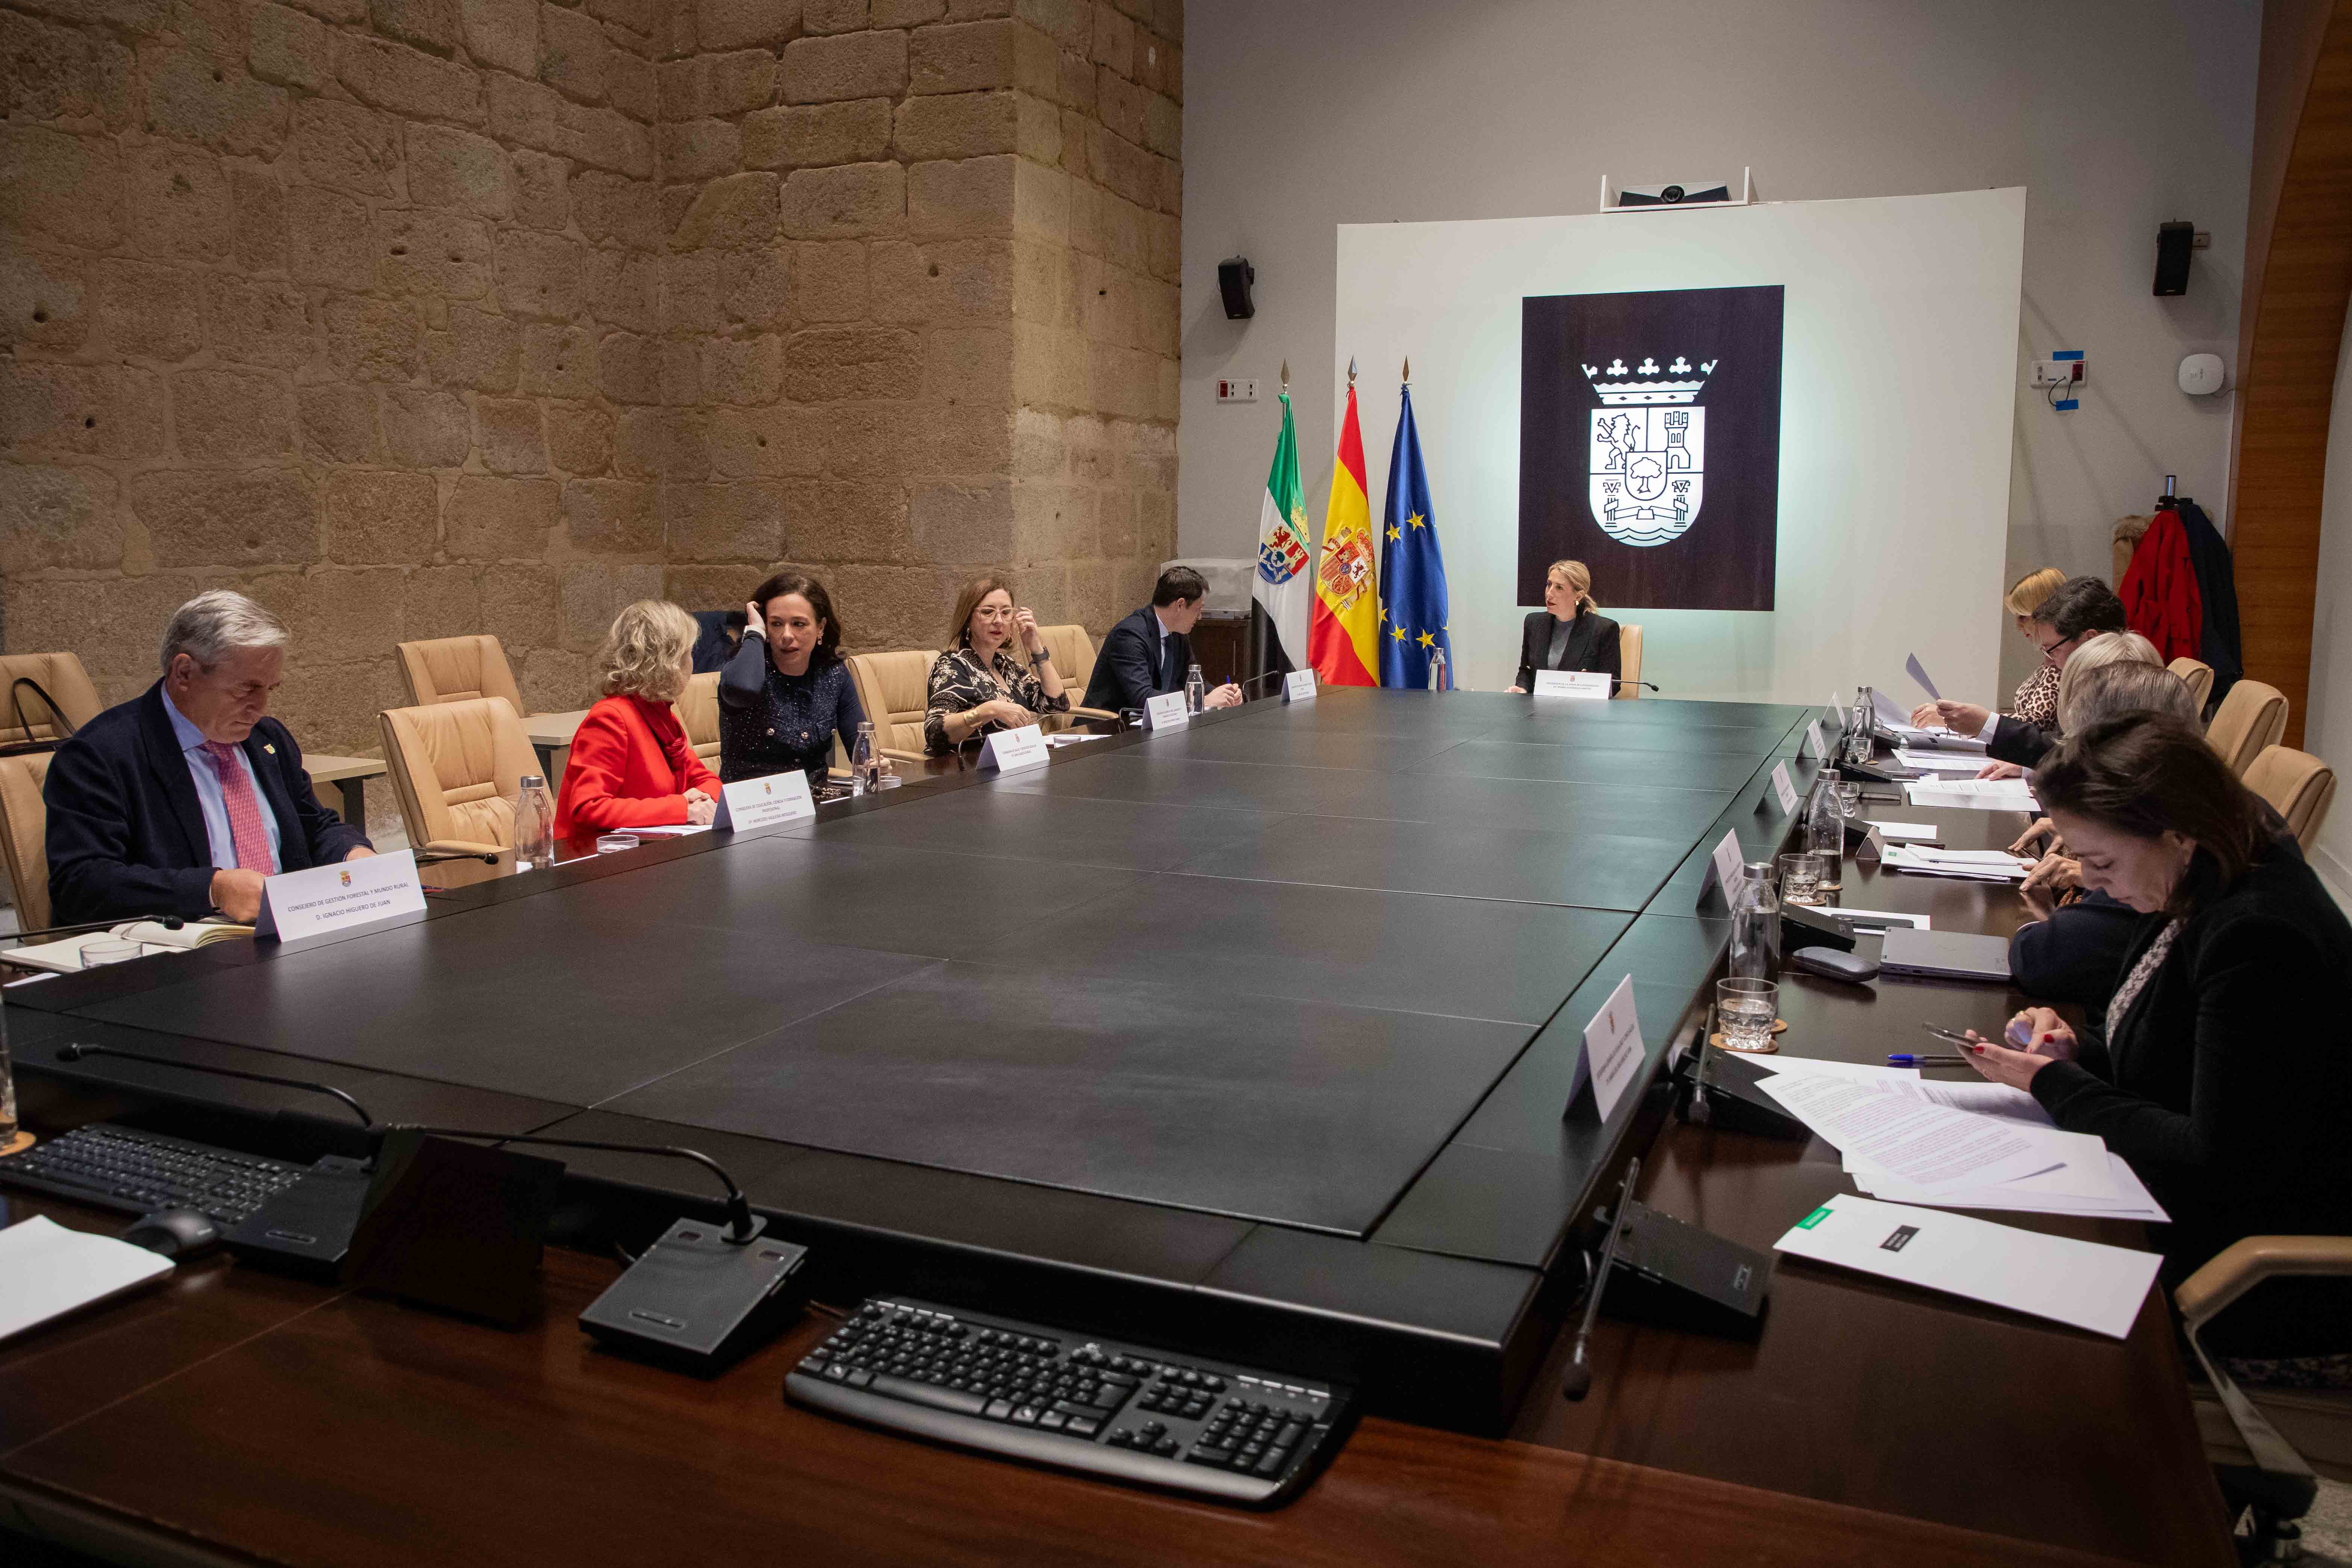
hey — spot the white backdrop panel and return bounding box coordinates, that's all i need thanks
[1333,188,2025,703]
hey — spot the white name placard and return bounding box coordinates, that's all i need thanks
[721,769,814,830]
[1143,691,1190,731]
[979,723,1048,773]
[1532,668,1611,700]
[1282,670,1317,703]
[1696,828,1745,908]
[260,849,424,941]
[1581,974,1647,1122]
[1802,720,1826,759]
[1770,761,1799,814]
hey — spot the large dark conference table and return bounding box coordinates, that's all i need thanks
[0,689,2233,1565]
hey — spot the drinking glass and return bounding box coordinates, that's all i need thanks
[1837,782,1863,818]
[80,937,141,968]
[1716,978,1780,1053]
[1777,851,1825,906]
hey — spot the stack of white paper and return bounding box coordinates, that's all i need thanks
[1752,1067,2166,1220]
[1907,777,2037,811]
[1879,845,2034,882]
[1773,1195,2163,1338]
[1892,748,1991,775]
[1865,821,1941,843]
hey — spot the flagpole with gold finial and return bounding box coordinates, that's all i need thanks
[1348,356,1356,387]
[1402,356,1410,385]
[1280,360,1289,394]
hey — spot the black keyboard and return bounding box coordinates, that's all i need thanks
[785,1296,1351,1507]
[0,1123,307,1225]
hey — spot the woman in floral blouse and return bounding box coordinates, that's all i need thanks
[924,575,1069,755]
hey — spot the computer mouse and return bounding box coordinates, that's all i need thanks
[122,1207,220,1260]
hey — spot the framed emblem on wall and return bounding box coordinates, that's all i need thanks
[1519,284,1784,611]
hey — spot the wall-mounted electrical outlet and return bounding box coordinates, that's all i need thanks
[1216,378,1260,403]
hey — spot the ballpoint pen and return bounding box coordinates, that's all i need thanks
[1887,1053,1966,1066]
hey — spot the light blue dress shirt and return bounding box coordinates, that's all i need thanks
[163,693,283,874]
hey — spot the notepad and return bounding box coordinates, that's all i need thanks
[0,1215,175,1344]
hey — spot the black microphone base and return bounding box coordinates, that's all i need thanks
[1597,1200,1773,1340]
[579,1215,809,1374]
[224,1153,374,1279]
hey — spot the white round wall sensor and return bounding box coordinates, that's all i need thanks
[2179,352,2226,396]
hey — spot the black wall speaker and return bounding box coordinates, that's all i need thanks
[2154,221,2195,296]
[1218,256,1255,319]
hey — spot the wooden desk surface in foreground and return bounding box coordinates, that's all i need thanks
[0,1195,2207,1568]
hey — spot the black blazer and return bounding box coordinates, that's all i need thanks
[1514,609,1620,691]
[1082,606,1189,714]
[2028,845,2352,1357]
[2008,890,2141,1026]
[1987,714,2054,768]
[44,682,370,925]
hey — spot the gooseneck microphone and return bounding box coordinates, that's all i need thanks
[1613,679,1661,693]
[413,848,502,865]
[383,1125,759,1243]
[6,914,187,943]
[1236,668,1291,693]
[54,1041,375,1128]
[1561,1155,1641,1403]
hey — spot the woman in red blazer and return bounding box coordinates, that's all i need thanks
[554,599,721,839]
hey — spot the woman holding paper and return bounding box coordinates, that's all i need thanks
[924,576,1069,755]
[1962,713,2352,1371]
[1509,560,1621,693]
[553,600,721,837]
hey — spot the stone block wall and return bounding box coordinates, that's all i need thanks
[0,0,1180,778]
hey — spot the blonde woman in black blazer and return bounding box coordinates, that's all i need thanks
[1510,559,1620,693]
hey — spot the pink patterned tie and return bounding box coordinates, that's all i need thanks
[200,741,277,874]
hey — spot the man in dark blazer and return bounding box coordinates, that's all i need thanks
[1081,566,1243,714]
[45,589,372,927]
[1916,576,2128,768]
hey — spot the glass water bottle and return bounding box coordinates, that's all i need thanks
[1185,662,1206,714]
[851,721,878,795]
[514,773,556,870]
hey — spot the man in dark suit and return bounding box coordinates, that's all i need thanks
[45,589,373,926]
[1081,567,1244,714]
[1915,576,2128,768]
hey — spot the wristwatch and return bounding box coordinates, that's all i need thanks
[1031,649,1053,666]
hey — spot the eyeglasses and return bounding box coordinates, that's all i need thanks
[2033,629,2081,660]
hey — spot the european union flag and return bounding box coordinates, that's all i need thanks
[1377,382,1453,689]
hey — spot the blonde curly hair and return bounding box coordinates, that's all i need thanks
[594,599,697,703]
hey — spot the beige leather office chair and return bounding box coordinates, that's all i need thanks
[380,697,537,857]
[2168,657,2214,714]
[846,650,938,763]
[395,635,526,717]
[1033,624,1119,730]
[2179,1237,2352,1556]
[0,651,102,745]
[2205,679,2288,777]
[0,751,54,932]
[676,671,722,768]
[2242,745,2336,853]
[1614,624,1644,700]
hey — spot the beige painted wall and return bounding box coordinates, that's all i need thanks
[1178,0,2258,705]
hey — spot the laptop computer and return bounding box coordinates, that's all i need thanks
[1877,927,2012,983]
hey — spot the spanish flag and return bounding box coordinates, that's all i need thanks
[1308,374,1379,685]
